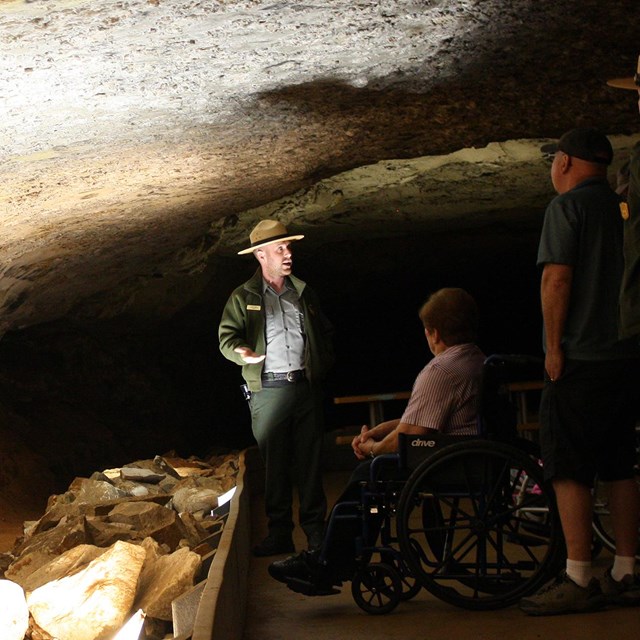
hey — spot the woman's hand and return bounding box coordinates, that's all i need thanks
[352,425,370,460]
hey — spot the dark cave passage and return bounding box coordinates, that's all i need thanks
[0,221,544,500]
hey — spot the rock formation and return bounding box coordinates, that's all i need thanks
[0,451,238,639]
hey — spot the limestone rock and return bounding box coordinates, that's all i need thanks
[0,551,14,576]
[171,487,219,515]
[39,478,128,527]
[173,473,231,497]
[163,455,221,478]
[153,455,183,479]
[31,494,173,541]
[0,579,29,640]
[107,500,172,530]
[21,544,105,593]
[1,452,238,637]
[6,516,89,586]
[115,480,152,498]
[120,466,166,484]
[178,510,210,544]
[85,518,136,547]
[107,501,190,550]
[27,540,146,640]
[26,620,54,640]
[44,489,77,515]
[139,535,170,560]
[70,477,128,504]
[134,546,202,620]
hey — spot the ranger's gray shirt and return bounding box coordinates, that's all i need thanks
[262,279,306,373]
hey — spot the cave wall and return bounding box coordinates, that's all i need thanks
[2,0,640,501]
[2,0,640,333]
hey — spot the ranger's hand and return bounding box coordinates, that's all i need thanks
[234,346,266,364]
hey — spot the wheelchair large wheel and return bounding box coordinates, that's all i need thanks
[351,562,402,615]
[396,440,562,610]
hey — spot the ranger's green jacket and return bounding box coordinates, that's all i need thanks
[219,269,334,391]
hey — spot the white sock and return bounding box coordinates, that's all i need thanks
[612,555,636,582]
[566,559,592,587]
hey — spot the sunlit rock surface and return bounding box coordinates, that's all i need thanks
[1,0,638,333]
[134,545,202,621]
[0,452,237,639]
[0,579,29,640]
[26,540,146,640]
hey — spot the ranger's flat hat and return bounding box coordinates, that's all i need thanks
[238,219,304,255]
[607,54,640,90]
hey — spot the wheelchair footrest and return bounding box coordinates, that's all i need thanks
[286,577,341,597]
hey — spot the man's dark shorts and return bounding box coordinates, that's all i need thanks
[539,358,640,487]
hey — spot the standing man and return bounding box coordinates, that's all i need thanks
[608,55,640,339]
[520,128,640,616]
[219,219,334,557]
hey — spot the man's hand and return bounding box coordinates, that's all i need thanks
[234,346,266,364]
[545,347,564,382]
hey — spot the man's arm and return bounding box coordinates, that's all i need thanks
[219,293,263,365]
[540,263,573,381]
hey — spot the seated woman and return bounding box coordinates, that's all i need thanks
[268,287,486,595]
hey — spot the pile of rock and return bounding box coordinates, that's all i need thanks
[0,451,239,640]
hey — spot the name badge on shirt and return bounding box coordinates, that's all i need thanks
[620,202,630,220]
[247,304,261,311]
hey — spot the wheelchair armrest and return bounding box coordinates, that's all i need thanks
[368,453,401,484]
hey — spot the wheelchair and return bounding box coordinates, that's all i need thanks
[315,354,564,615]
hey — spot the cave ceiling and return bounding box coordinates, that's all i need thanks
[2,0,640,335]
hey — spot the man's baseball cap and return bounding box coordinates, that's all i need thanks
[540,127,613,165]
[607,54,640,91]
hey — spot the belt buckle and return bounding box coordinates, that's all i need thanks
[286,371,295,382]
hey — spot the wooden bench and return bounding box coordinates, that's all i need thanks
[334,391,411,427]
[506,380,543,435]
[333,380,543,445]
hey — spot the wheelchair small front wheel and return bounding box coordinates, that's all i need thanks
[351,562,402,615]
[380,548,423,601]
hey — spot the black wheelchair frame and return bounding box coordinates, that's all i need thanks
[316,354,565,615]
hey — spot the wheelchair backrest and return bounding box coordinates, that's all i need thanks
[397,354,542,469]
[478,354,543,443]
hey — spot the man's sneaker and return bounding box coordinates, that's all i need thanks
[252,534,295,557]
[519,571,605,616]
[601,568,640,606]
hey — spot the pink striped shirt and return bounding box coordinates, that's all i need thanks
[400,343,486,435]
